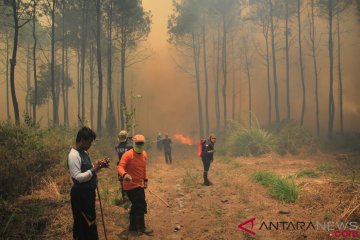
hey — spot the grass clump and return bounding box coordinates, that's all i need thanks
[252,171,299,203]
[296,170,320,178]
[182,170,198,190]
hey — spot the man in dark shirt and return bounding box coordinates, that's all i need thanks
[162,133,173,164]
[201,134,216,186]
[115,130,133,203]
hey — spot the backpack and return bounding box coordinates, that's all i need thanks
[197,139,206,157]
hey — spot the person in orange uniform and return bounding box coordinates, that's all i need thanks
[117,134,153,235]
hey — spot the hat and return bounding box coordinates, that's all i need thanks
[133,134,145,143]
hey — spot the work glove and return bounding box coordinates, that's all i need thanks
[124,173,132,181]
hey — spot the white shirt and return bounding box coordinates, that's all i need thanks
[68,148,94,183]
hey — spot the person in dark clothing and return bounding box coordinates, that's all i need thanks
[201,134,216,186]
[68,127,109,240]
[115,130,133,203]
[161,133,173,164]
[118,134,153,235]
[156,133,162,152]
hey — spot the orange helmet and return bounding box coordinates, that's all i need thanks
[133,134,145,143]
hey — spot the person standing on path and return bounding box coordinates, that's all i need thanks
[201,134,216,186]
[68,127,109,240]
[115,130,133,203]
[118,134,153,235]
[162,133,173,164]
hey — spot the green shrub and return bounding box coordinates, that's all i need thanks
[252,171,299,202]
[0,123,73,200]
[228,128,277,156]
[320,132,360,153]
[273,120,315,155]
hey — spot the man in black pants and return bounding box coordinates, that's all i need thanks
[201,134,216,186]
[162,133,173,164]
[68,127,109,240]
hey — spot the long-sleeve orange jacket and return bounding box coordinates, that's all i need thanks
[117,149,148,190]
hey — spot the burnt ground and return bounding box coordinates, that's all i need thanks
[2,144,359,240]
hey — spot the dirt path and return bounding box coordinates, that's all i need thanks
[58,145,359,240]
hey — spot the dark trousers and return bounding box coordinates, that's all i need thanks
[71,185,99,240]
[164,151,172,164]
[202,158,212,181]
[126,187,148,231]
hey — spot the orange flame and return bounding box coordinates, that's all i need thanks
[174,134,194,145]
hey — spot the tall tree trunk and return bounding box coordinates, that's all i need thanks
[51,0,58,126]
[285,1,291,120]
[90,44,94,128]
[10,0,20,125]
[107,0,115,132]
[269,0,280,122]
[244,42,252,128]
[120,27,127,129]
[298,0,306,126]
[264,29,271,125]
[309,0,320,136]
[96,0,104,133]
[328,0,335,139]
[77,48,81,119]
[65,47,69,126]
[6,31,10,123]
[26,45,31,116]
[32,0,37,124]
[192,32,204,138]
[202,14,209,137]
[222,14,228,128]
[61,0,66,126]
[231,37,236,121]
[80,0,89,121]
[337,13,343,133]
[214,25,221,131]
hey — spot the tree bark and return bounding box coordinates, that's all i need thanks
[96,0,104,133]
[298,0,306,126]
[285,1,291,120]
[202,14,210,137]
[309,0,320,136]
[51,0,58,126]
[337,13,343,133]
[10,0,20,125]
[192,32,204,138]
[32,0,37,124]
[328,0,335,139]
[269,0,280,122]
[222,14,228,128]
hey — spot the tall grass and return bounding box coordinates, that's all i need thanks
[252,171,299,203]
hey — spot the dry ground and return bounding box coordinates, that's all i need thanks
[2,144,359,240]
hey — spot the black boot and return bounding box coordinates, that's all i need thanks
[136,215,153,235]
[203,171,213,186]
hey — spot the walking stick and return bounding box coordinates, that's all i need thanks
[96,186,108,240]
[147,188,170,208]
